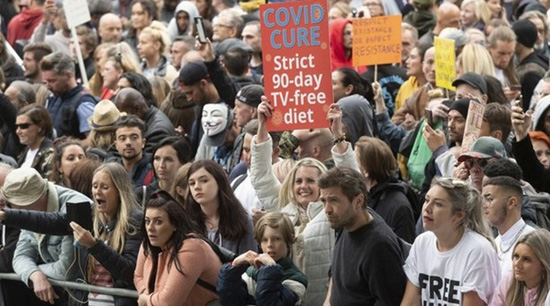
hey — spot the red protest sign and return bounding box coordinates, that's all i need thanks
[260,0,333,131]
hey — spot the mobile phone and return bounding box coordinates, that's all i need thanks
[66,202,93,232]
[517,94,524,110]
[425,108,434,128]
[195,17,207,44]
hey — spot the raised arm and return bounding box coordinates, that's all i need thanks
[249,99,281,212]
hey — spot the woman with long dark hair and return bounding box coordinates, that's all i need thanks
[134,190,222,305]
[185,160,256,255]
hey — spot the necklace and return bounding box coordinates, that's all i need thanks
[500,224,527,254]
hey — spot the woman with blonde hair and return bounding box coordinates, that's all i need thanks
[170,163,192,205]
[1,162,143,305]
[100,42,142,100]
[490,229,550,306]
[401,177,501,305]
[31,83,49,107]
[461,0,492,31]
[456,43,496,77]
[329,2,351,20]
[86,100,122,156]
[137,21,178,84]
[148,75,171,108]
[88,42,114,97]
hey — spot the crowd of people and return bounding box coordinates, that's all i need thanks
[0,0,550,305]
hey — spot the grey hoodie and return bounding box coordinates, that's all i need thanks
[337,94,375,145]
[533,95,550,132]
[167,1,200,41]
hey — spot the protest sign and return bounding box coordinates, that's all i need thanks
[63,0,91,29]
[434,37,456,91]
[63,0,91,86]
[352,15,402,66]
[461,98,487,154]
[260,0,333,131]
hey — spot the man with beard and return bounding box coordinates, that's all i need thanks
[41,52,96,140]
[320,166,406,305]
[22,43,52,84]
[110,115,152,189]
[423,73,488,179]
[114,88,176,154]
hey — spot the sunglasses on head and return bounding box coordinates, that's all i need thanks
[15,123,34,130]
[437,177,467,189]
[464,158,490,169]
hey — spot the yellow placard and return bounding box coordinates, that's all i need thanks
[434,37,456,91]
[352,15,402,66]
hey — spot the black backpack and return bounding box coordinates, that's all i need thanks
[380,182,423,222]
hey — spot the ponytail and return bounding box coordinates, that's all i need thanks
[431,177,496,250]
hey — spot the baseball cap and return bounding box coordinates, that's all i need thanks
[236,85,264,108]
[179,61,209,86]
[452,72,488,95]
[458,136,507,162]
[215,38,253,56]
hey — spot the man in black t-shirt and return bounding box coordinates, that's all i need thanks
[319,167,407,306]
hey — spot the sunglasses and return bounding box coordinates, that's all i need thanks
[15,123,34,130]
[464,158,490,169]
[436,177,467,188]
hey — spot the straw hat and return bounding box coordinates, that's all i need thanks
[88,100,122,132]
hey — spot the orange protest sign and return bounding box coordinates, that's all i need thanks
[260,0,333,132]
[352,15,402,66]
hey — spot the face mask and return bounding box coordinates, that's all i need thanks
[202,104,229,136]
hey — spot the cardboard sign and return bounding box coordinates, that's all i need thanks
[260,0,333,131]
[352,15,402,66]
[434,37,456,91]
[461,99,486,154]
[63,0,91,29]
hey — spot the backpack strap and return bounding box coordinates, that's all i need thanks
[194,238,236,294]
[231,173,248,191]
[197,278,217,293]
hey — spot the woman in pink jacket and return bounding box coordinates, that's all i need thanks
[134,190,222,306]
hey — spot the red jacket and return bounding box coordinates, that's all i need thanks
[329,18,366,73]
[6,8,43,46]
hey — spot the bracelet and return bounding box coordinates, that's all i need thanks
[332,134,346,144]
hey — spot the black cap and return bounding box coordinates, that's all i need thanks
[236,85,264,108]
[452,72,487,94]
[179,61,209,86]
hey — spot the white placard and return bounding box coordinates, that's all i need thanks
[63,0,91,29]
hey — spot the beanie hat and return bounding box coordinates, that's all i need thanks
[449,98,471,119]
[513,19,538,48]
